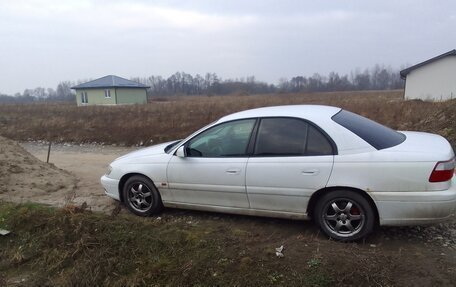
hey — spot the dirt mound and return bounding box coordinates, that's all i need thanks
[0,136,77,206]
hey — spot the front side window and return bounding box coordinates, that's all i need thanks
[186,119,256,157]
[104,89,111,98]
[254,118,334,156]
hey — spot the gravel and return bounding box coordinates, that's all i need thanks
[379,217,456,248]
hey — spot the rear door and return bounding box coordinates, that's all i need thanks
[246,117,335,213]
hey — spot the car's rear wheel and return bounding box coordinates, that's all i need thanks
[314,190,375,241]
[123,175,163,216]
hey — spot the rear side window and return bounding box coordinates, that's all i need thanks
[307,125,334,155]
[332,110,405,150]
[254,118,334,156]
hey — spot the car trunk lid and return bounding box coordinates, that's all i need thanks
[385,131,455,160]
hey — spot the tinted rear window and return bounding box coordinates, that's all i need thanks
[332,110,405,150]
[253,117,334,156]
[255,118,308,156]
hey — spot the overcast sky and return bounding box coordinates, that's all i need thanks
[1,0,455,95]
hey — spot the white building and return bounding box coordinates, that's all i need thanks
[401,49,456,101]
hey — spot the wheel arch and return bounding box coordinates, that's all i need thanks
[118,173,158,203]
[307,186,380,226]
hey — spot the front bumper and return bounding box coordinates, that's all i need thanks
[371,181,456,226]
[100,175,121,201]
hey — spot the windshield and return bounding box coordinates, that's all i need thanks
[332,110,405,150]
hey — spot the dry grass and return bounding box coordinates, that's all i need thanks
[0,90,455,147]
[1,202,455,286]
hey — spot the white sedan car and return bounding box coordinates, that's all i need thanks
[101,105,456,241]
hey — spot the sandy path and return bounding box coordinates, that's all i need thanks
[20,142,138,212]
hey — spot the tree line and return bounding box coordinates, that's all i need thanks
[134,64,403,96]
[0,64,404,103]
[0,81,74,104]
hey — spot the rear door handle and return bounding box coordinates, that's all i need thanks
[226,168,241,175]
[301,169,319,175]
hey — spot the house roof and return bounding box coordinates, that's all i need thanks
[400,49,456,79]
[71,75,150,89]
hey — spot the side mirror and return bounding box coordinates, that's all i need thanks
[175,146,186,158]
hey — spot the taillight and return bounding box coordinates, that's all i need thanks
[429,158,455,182]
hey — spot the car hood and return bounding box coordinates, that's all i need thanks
[115,141,177,161]
[385,131,455,159]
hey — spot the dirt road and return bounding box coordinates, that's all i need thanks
[20,142,137,212]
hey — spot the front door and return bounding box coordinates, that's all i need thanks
[167,119,257,208]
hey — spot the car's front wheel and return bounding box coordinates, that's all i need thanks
[314,190,375,241]
[123,175,163,216]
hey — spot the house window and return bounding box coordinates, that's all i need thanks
[81,91,88,104]
[104,89,111,98]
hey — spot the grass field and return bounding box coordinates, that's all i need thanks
[0,203,332,286]
[1,90,455,147]
[1,202,455,286]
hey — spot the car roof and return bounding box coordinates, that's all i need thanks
[178,104,376,155]
[218,105,342,122]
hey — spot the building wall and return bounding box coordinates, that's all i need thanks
[75,88,116,106]
[404,56,456,101]
[116,88,148,104]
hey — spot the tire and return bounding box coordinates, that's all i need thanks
[314,190,375,241]
[123,175,163,216]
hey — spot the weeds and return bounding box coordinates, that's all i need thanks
[1,202,455,286]
[1,90,455,148]
[4,90,455,147]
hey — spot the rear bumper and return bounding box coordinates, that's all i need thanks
[371,182,456,226]
[100,175,121,201]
